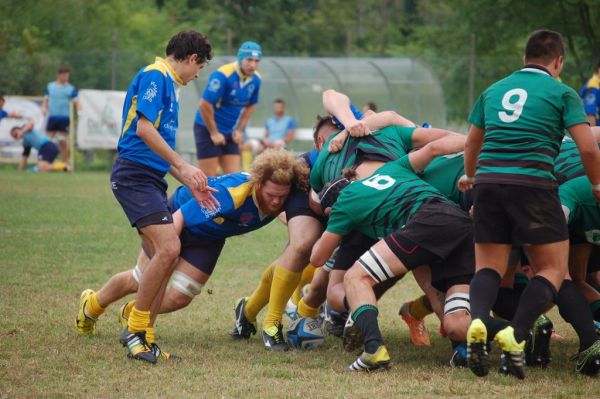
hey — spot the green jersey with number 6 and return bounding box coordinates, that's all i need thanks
[468,66,588,189]
[326,155,450,239]
[310,125,416,192]
[559,175,600,244]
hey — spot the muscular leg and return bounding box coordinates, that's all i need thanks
[197,157,219,176]
[219,154,241,174]
[159,259,210,314]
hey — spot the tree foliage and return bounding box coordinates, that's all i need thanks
[1,0,599,121]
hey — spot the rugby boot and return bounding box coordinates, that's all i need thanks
[151,343,180,361]
[75,289,97,335]
[449,343,468,368]
[467,319,490,377]
[324,303,347,338]
[121,331,156,364]
[342,317,364,352]
[348,345,391,372]
[525,314,553,367]
[494,326,526,379]
[573,339,600,376]
[399,302,431,346]
[262,322,290,351]
[231,297,257,340]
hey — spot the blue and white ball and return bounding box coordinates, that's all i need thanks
[286,317,325,349]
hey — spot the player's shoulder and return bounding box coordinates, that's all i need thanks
[585,75,600,90]
[143,61,169,78]
[217,62,238,77]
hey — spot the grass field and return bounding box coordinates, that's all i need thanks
[0,170,599,398]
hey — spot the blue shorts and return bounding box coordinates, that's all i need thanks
[194,123,240,159]
[46,116,70,133]
[179,229,226,275]
[110,157,172,228]
[37,141,59,163]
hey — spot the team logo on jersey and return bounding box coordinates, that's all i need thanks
[208,78,221,92]
[247,84,255,96]
[585,93,596,106]
[143,81,158,102]
[163,119,177,134]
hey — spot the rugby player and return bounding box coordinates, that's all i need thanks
[105,31,214,363]
[310,134,472,372]
[194,41,262,176]
[9,118,68,172]
[76,150,308,361]
[460,29,600,379]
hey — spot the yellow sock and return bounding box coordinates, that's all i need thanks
[146,327,155,345]
[292,264,317,305]
[123,300,135,319]
[241,149,253,172]
[245,264,274,322]
[85,292,106,319]
[128,307,150,333]
[409,295,433,320]
[50,161,67,171]
[263,264,301,329]
[297,298,320,318]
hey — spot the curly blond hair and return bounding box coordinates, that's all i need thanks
[249,149,309,192]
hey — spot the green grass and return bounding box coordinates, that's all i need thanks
[1,170,599,398]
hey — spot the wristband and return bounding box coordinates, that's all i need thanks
[593,184,600,192]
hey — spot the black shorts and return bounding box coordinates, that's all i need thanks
[473,183,568,245]
[110,158,172,228]
[37,141,59,163]
[588,246,600,274]
[179,228,226,275]
[332,231,379,271]
[46,116,70,133]
[384,200,474,289]
[194,124,240,159]
[284,186,326,224]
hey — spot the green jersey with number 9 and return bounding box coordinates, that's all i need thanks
[468,66,588,189]
[326,155,450,240]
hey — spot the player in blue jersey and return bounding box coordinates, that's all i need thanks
[102,31,215,364]
[9,118,68,172]
[41,65,81,164]
[195,41,262,176]
[75,150,308,359]
[580,60,600,126]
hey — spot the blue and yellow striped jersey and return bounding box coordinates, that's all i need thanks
[118,57,183,173]
[580,73,600,124]
[195,62,261,135]
[172,173,275,239]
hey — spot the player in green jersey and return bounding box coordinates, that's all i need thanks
[309,135,470,371]
[461,29,600,379]
[554,127,600,184]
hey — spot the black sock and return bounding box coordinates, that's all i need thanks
[512,276,557,343]
[492,287,521,320]
[352,304,384,354]
[470,268,501,320]
[556,280,598,352]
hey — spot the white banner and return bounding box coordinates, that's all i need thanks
[76,89,125,150]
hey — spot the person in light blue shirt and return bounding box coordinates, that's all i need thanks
[42,65,81,164]
[195,41,262,176]
[243,98,296,156]
[9,118,66,172]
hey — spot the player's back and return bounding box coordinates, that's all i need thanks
[472,67,586,188]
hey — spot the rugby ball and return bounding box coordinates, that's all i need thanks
[286,317,325,349]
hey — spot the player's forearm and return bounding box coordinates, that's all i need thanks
[199,100,219,136]
[410,134,466,173]
[284,130,295,144]
[322,89,356,126]
[363,111,416,131]
[587,115,596,127]
[236,104,256,131]
[136,118,185,169]
[580,148,600,185]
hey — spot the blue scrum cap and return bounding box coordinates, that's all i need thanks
[238,41,262,64]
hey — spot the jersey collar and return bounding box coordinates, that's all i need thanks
[521,64,552,76]
[155,56,184,85]
[251,187,270,221]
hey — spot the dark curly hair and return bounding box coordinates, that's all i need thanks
[166,30,213,65]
